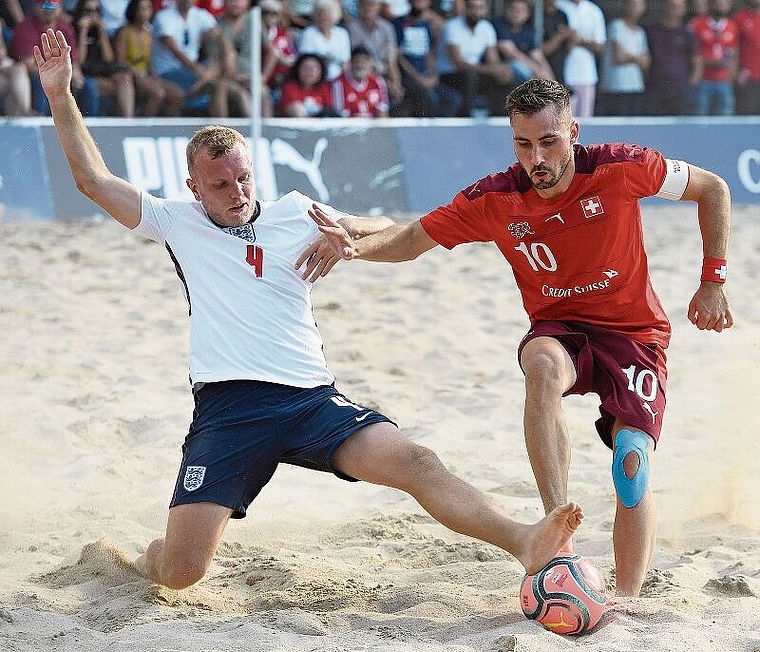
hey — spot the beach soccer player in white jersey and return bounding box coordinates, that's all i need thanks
[302,78,734,597]
[34,29,584,590]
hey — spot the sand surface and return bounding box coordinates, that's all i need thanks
[1,203,758,651]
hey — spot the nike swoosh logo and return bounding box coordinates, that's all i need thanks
[355,412,371,422]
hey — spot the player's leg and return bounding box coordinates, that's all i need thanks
[610,421,657,597]
[519,336,577,538]
[135,502,233,590]
[135,380,283,589]
[594,332,666,596]
[332,422,583,575]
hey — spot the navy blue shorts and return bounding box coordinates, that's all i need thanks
[170,380,394,518]
[518,321,668,449]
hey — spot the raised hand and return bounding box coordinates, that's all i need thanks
[33,29,73,101]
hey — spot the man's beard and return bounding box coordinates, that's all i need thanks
[530,151,572,190]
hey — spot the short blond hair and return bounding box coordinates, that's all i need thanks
[186,125,249,177]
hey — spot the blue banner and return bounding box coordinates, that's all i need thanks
[3,116,759,220]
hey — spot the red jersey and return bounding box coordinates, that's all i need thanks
[196,0,225,16]
[266,25,297,87]
[278,81,333,116]
[734,8,760,80]
[331,72,389,117]
[690,15,740,81]
[420,144,680,347]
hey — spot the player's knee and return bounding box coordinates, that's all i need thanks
[522,347,568,395]
[611,429,651,509]
[394,443,443,489]
[161,557,209,590]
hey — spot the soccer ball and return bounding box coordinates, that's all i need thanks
[519,555,607,635]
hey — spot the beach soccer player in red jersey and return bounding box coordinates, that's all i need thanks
[299,78,734,597]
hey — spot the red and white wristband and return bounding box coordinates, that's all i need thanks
[701,257,727,284]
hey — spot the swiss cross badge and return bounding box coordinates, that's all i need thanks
[580,196,604,218]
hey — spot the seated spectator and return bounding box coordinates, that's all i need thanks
[298,0,351,80]
[540,0,571,83]
[332,44,389,114]
[279,52,338,115]
[644,0,700,114]
[690,0,738,115]
[0,18,33,115]
[494,0,555,83]
[10,0,100,115]
[347,0,404,103]
[436,0,514,116]
[261,0,296,106]
[734,0,760,114]
[216,0,255,116]
[151,0,239,116]
[393,0,461,115]
[598,0,649,115]
[114,0,185,115]
[72,0,136,116]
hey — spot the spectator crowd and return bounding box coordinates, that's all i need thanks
[0,0,758,116]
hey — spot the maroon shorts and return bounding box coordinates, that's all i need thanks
[518,321,668,449]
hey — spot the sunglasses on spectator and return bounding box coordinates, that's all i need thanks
[183,29,190,45]
[84,5,100,11]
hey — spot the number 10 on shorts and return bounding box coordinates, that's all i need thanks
[621,364,658,402]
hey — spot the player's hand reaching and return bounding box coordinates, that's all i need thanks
[687,282,734,332]
[33,29,73,101]
[296,234,343,282]
[307,203,357,260]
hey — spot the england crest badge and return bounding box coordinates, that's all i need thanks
[183,466,206,492]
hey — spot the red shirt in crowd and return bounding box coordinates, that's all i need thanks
[734,8,760,80]
[690,15,740,81]
[331,72,389,117]
[278,80,333,116]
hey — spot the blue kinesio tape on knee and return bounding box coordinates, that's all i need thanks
[612,429,651,508]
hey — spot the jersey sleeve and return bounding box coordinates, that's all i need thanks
[133,191,170,244]
[622,146,669,198]
[419,190,492,249]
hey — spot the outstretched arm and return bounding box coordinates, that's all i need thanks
[296,212,396,282]
[680,164,733,332]
[296,205,438,281]
[34,30,141,229]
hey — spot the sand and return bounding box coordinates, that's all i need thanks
[1,203,758,651]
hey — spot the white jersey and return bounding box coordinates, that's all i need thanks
[135,190,339,388]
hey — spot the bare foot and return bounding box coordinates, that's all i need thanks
[517,502,584,575]
[133,552,149,578]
